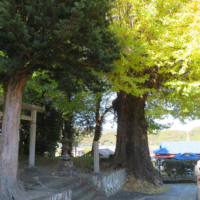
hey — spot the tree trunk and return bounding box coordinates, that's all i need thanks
[91,97,113,155]
[111,91,163,186]
[19,128,24,156]
[91,97,102,155]
[0,73,31,200]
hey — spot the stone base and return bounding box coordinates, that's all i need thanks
[58,160,73,168]
[56,160,75,174]
[24,167,40,175]
[57,166,75,172]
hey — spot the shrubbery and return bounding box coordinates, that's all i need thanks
[162,159,198,176]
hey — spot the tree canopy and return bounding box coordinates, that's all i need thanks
[0,0,120,79]
[108,0,200,122]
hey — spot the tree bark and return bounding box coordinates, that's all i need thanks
[111,91,163,186]
[91,97,112,155]
[0,73,31,200]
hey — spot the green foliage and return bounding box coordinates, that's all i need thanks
[21,74,65,156]
[0,0,120,80]
[108,0,200,127]
[35,106,62,157]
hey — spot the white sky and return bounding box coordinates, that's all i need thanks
[163,117,200,131]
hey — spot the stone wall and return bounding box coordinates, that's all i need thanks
[78,168,126,197]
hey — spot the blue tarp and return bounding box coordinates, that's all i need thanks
[174,152,200,160]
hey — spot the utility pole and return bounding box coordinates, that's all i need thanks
[186,131,190,142]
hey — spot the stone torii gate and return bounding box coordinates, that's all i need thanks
[0,97,45,168]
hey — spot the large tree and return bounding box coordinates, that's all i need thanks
[0,0,120,199]
[109,0,200,186]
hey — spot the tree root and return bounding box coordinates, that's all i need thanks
[0,180,27,200]
[17,173,27,195]
[153,175,163,188]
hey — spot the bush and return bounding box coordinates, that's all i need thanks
[163,159,197,176]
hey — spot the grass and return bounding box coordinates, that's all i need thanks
[19,155,95,168]
[72,157,94,169]
[19,155,61,164]
[122,175,170,194]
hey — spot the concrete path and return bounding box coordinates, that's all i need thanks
[107,184,199,200]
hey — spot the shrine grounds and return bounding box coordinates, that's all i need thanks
[18,156,199,200]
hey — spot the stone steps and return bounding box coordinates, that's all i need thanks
[72,184,93,199]
[45,176,80,189]
[94,197,106,200]
[73,189,98,200]
[43,174,105,200]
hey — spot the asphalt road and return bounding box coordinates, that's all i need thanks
[107,184,198,200]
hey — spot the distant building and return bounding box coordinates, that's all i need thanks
[154,141,200,159]
[84,148,114,157]
[72,147,85,157]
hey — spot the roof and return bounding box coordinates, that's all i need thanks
[154,142,200,154]
[99,149,114,156]
[174,152,200,160]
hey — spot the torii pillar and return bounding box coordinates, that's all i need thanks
[29,110,37,168]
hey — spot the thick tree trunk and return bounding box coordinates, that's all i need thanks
[111,91,162,186]
[0,73,30,200]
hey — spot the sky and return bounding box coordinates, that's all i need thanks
[162,117,200,132]
[103,115,200,132]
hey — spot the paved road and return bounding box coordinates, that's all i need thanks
[107,184,198,200]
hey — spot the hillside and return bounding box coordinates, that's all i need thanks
[79,126,200,147]
[79,130,116,147]
[148,126,200,145]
